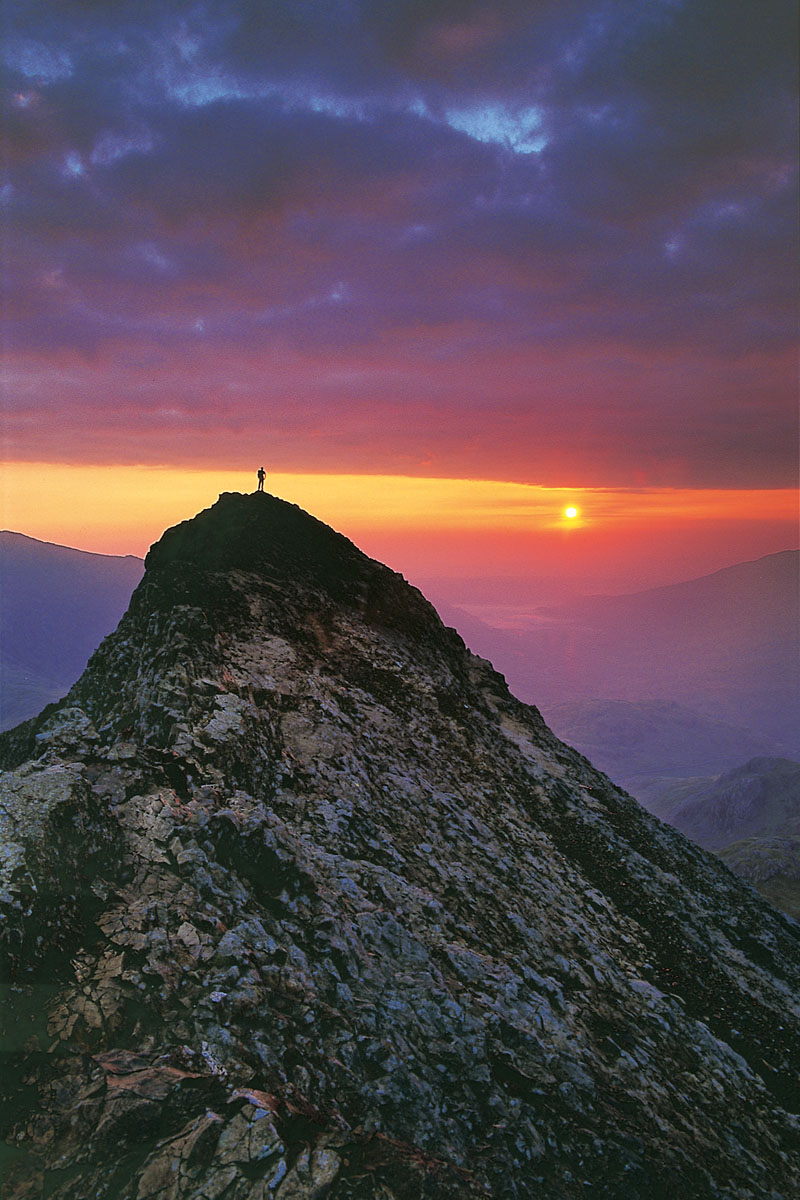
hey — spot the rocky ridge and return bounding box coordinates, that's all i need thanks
[1,492,799,1199]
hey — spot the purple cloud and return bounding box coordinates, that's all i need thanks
[1,0,796,487]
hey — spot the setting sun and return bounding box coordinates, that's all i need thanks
[565,506,579,519]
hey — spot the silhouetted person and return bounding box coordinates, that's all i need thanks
[257,466,266,492]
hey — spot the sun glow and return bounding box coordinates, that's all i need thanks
[564,506,579,519]
[1,464,797,594]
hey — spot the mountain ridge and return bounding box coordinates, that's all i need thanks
[541,547,798,610]
[543,698,794,791]
[1,493,799,1199]
[649,756,800,849]
[0,530,145,730]
[0,528,142,564]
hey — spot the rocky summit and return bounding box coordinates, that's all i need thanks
[1,492,799,1200]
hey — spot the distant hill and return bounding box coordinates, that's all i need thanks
[645,756,800,851]
[542,698,788,797]
[640,757,800,919]
[0,532,144,729]
[441,550,800,757]
[717,837,800,920]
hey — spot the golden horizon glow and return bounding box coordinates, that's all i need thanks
[1,461,797,557]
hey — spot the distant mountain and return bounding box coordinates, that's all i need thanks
[442,551,800,756]
[542,699,788,796]
[646,756,800,850]
[639,757,800,919]
[0,532,144,729]
[718,837,800,920]
[540,706,800,918]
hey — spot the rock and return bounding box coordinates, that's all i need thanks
[0,492,798,1199]
[274,1144,340,1199]
[0,761,118,977]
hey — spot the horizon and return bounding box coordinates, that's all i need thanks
[2,472,797,611]
[2,1,798,605]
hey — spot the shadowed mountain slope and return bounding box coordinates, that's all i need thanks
[0,531,144,729]
[718,837,800,921]
[1,493,799,1200]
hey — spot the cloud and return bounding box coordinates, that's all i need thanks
[1,0,797,488]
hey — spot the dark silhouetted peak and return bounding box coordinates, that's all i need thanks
[146,492,366,588]
[142,490,446,644]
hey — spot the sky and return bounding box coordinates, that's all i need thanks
[2,0,798,600]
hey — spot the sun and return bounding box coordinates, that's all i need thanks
[564,506,579,519]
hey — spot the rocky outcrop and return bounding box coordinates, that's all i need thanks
[2,492,799,1199]
[0,749,119,977]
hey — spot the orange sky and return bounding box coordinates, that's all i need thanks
[2,463,797,596]
[3,1,796,613]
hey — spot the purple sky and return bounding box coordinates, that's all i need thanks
[2,0,798,489]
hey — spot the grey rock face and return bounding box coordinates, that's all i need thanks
[1,492,799,1199]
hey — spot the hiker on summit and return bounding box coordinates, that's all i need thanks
[257,466,266,492]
